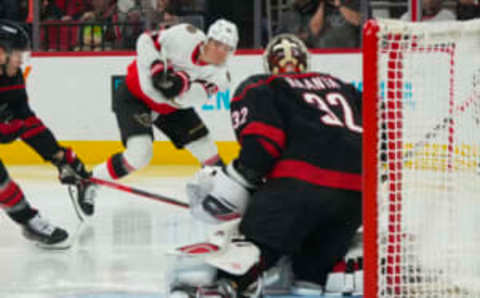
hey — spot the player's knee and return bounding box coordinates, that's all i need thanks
[123,135,153,170]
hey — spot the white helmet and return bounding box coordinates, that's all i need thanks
[207,19,239,51]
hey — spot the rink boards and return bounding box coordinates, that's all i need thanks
[56,294,362,298]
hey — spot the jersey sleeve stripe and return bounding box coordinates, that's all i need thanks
[176,71,191,96]
[269,160,362,191]
[0,84,25,93]
[20,125,46,139]
[258,138,281,158]
[240,121,286,149]
[24,116,42,127]
[126,61,179,115]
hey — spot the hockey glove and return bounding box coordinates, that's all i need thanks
[187,163,253,224]
[0,119,25,143]
[151,60,190,99]
[52,147,91,185]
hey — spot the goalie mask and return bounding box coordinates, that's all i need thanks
[263,34,309,74]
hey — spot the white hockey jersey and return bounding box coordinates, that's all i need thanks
[125,23,231,115]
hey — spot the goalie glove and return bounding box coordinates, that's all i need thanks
[52,147,91,185]
[186,163,254,224]
[151,60,190,99]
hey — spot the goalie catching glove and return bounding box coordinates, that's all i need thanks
[186,163,254,224]
[52,147,91,185]
[151,59,190,99]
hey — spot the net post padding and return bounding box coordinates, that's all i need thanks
[362,19,380,298]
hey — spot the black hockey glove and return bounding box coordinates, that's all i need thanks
[0,119,25,143]
[52,147,91,185]
[151,60,190,99]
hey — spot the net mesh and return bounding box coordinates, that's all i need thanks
[374,19,480,298]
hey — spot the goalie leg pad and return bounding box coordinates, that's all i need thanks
[154,107,208,149]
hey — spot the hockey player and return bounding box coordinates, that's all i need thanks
[172,34,363,297]
[0,21,90,247]
[71,19,239,219]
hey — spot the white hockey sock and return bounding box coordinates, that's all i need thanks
[185,135,221,166]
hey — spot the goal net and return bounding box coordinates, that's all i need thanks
[363,19,480,298]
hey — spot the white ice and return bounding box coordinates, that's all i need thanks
[0,165,212,298]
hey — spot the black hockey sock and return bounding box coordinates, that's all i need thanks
[7,204,38,225]
[106,153,133,179]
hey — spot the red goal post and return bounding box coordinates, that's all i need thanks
[363,18,480,298]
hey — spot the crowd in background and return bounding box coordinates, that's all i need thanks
[0,0,479,51]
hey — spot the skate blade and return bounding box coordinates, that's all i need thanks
[68,185,87,222]
[35,238,71,250]
[35,220,85,250]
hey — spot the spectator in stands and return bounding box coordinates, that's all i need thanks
[19,0,30,22]
[457,0,480,20]
[77,0,119,51]
[151,0,180,29]
[116,0,145,49]
[55,0,92,21]
[0,0,21,21]
[400,0,455,21]
[41,0,65,21]
[279,0,362,48]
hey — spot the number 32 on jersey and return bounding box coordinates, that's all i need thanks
[303,92,362,133]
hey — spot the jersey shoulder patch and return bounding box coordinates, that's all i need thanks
[186,24,199,34]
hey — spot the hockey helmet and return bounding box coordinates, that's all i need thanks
[0,20,30,53]
[263,34,309,74]
[207,19,239,51]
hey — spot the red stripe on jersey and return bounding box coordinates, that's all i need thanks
[241,121,286,149]
[147,31,162,51]
[125,61,178,115]
[21,125,46,139]
[0,84,25,92]
[232,73,339,103]
[176,71,190,96]
[24,116,42,127]
[269,160,362,191]
[231,76,278,103]
[191,42,208,66]
[106,157,119,179]
[258,138,281,158]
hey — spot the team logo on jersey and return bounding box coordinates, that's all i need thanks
[133,113,152,127]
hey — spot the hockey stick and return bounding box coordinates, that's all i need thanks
[89,177,190,209]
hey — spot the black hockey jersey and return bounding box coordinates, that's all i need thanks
[0,68,61,160]
[231,72,362,191]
